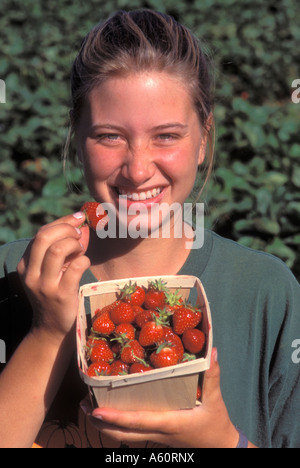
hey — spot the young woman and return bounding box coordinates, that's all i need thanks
[0,9,299,448]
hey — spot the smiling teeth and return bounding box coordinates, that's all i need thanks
[119,187,162,201]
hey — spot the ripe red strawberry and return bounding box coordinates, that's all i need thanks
[110,360,129,376]
[132,305,144,320]
[120,281,146,307]
[92,310,115,335]
[182,328,205,354]
[110,302,135,325]
[150,342,179,368]
[80,201,109,231]
[135,309,159,328]
[172,304,202,335]
[86,334,102,350]
[89,339,114,363]
[129,362,154,374]
[120,339,145,364]
[164,289,184,313]
[161,326,184,361]
[87,361,112,377]
[144,279,167,310]
[93,301,121,319]
[197,384,201,401]
[138,319,165,347]
[114,323,135,341]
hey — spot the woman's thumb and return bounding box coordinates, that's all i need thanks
[202,348,222,403]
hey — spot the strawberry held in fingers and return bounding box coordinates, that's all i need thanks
[80,202,109,232]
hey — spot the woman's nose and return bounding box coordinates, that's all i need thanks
[121,146,156,186]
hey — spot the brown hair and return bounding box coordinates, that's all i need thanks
[64,9,215,201]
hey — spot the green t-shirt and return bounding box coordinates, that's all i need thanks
[0,231,299,448]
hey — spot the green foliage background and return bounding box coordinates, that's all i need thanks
[0,0,299,278]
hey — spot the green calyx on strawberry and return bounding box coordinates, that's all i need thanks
[150,341,179,368]
[120,281,146,307]
[143,279,167,310]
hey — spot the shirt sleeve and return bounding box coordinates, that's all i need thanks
[0,240,33,370]
[267,268,300,448]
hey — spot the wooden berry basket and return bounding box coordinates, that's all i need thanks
[77,275,212,411]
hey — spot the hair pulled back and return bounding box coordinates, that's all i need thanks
[66,9,215,199]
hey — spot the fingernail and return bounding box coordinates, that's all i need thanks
[73,211,84,219]
[92,409,103,420]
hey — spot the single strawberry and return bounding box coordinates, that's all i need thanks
[138,319,164,347]
[86,334,102,351]
[120,281,146,307]
[161,326,184,361]
[87,361,112,377]
[182,328,205,354]
[93,301,121,319]
[144,279,167,310]
[114,323,136,341]
[80,201,109,232]
[110,360,129,376]
[92,310,115,335]
[150,342,179,369]
[110,302,135,325]
[135,308,159,329]
[129,362,154,374]
[138,310,170,347]
[164,289,184,313]
[89,339,114,363]
[132,305,144,320]
[120,339,145,364]
[172,304,202,335]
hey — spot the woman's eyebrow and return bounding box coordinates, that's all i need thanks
[90,122,189,133]
[152,123,189,131]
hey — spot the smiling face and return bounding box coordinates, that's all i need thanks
[75,71,206,234]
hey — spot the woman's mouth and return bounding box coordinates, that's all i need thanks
[117,187,163,201]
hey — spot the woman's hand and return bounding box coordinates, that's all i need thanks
[17,212,91,341]
[82,349,240,448]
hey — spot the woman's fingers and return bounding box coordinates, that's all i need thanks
[19,214,86,279]
[60,254,91,293]
[40,237,85,285]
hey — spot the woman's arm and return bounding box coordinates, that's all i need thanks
[0,213,90,448]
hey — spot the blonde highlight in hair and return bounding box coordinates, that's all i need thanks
[63,9,215,199]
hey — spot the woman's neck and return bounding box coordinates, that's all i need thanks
[86,225,192,281]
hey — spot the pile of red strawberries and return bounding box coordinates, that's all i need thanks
[85,279,206,378]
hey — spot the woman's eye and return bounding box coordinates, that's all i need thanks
[97,134,120,142]
[157,134,177,142]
